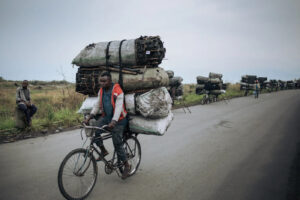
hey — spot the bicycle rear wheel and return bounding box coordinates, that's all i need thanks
[58,148,98,200]
[119,136,141,176]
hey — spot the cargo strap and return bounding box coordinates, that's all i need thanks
[105,41,112,71]
[118,39,126,90]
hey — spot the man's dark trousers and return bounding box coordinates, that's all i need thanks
[94,117,128,162]
[17,104,37,124]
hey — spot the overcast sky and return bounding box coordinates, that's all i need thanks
[0,0,299,83]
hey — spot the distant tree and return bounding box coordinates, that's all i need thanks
[0,76,5,82]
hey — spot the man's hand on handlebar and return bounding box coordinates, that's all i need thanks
[108,120,117,129]
[83,114,94,125]
[83,119,89,125]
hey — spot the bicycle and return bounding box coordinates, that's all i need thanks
[57,123,141,200]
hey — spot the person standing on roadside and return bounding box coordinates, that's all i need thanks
[254,79,260,99]
[16,80,37,126]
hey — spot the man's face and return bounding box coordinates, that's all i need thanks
[99,76,111,89]
[22,81,28,88]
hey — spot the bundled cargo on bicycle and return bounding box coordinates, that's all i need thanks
[278,80,287,90]
[268,79,279,91]
[75,36,173,136]
[239,75,257,92]
[195,72,226,98]
[166,70,184,100]
[296,79,300,89]
[257,77,268,90]
[286,80,296,89]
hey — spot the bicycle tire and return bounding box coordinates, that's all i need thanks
[119,136,141,177]
[58,148,98,200]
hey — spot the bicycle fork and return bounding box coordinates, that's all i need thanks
[73,147,93,176]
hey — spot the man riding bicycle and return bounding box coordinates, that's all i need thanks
[84,71,131,179]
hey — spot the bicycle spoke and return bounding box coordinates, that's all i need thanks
[120,137,141,176]
[58,149,97,200]
[62,172,76,177]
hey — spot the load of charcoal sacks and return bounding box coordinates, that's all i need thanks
[75,36,173,136]
[286,80,296,89]
[269,79,279,91]
[278,80,287,90]
[257,77,268,90]
[296,79,300,89]
[196,72,226,96]
[239,75,257,91]
[166,70,183,99]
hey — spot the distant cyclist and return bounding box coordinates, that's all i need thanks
[254,79,260,98]
[84,71,131,179]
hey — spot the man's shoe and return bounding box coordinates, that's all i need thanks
[122,163,131,180]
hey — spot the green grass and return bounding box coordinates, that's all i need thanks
[0,107,83,133]
[30,108,83,130]
[174,83,249,106]
[174,93,204,106]
[0,81,85,134]
[0,118,15,130]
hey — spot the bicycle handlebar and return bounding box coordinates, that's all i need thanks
[80,123,112,140]
[81,123,109,131]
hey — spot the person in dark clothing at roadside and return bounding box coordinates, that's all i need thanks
[84,71,131,179]
[254,79,260,99]
[16,80,37,126]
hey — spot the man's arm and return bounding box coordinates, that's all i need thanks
[28,89,31,102]
[16,88,21,103]
[15,88,24,103]
[25,89,32,106]
[112,93,124,122]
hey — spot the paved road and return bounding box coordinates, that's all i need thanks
[1,90,300,200]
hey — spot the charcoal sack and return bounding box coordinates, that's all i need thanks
[72,36,165,67]
[166,70,174,79]
[129,112,174,136]
[175,85,183,97]
[209,72,223,79]
[196,76,209,84]
[169,76,183,87]
[136,87,172,119]
[77,97,100,114]
[125,94,136,115]
[76,67,169,95]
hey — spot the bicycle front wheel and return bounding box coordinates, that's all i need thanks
[58,148,98,200]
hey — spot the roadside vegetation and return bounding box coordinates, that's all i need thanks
[0,78,85,137]
[173,83,245,107]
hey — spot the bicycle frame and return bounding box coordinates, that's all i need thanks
[79,124,136,176]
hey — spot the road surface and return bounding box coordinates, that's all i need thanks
[0,90,300,200]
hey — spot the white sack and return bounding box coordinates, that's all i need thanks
[129,112,174,136]
[125,93,136,115]
[136,87,172,119]
[77,97,99,114]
